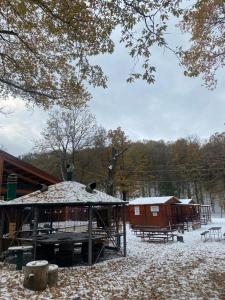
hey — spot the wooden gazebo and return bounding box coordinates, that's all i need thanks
[0,181,127,266]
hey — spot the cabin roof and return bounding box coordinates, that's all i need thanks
[179,199,195,205]
[0,181,124,206]
[129,196,179,205]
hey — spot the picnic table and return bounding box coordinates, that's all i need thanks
[34,232,105,265]
[131,225,160,235]
[133,227,176,243]
[208,227,222,241]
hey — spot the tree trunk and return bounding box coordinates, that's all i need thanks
[23,260,48,291]
[194,181,199,203]
[47,264,58,287]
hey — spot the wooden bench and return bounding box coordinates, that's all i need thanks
[132,226,160,236]
[141,230,175,243]
[145,235,168,243]
[200,230,209,242]
[7,245,33,270]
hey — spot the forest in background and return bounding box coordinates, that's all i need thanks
[0,0,224,215]
[20,129,225,213]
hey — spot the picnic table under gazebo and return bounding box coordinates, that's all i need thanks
[0,181,128,266]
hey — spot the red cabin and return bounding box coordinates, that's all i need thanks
[172,199,201,229]
[173,199,200,223]
[128,196,180,228]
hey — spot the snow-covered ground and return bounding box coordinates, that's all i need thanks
[1,218,225,299]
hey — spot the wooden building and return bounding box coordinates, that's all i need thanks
[173,199,201,230]
[174,199,200,222]
[128,196,180,228]
[0,150,60,199]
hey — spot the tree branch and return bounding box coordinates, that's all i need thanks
[0,77,57,100]
[0,30,17,35]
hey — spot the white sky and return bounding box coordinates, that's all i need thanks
[0,15,224,156]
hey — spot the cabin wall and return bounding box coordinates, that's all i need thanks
[128,204,175,228]
[128,198,180,228]
[128,205,146,226]
[172,204,201,223]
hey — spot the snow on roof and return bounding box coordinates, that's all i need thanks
[179,199,194,205]
[129,196,178,205]
[0,181,124,206]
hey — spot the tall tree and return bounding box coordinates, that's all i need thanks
[37,106,97,179]
[180,0,225,88]
[106,127,130,196]
[0,1,182,107]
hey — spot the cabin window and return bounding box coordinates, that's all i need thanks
[150,206,159,212]
[134,206,140,215]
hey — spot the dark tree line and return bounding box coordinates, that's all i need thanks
[21,130,225,212]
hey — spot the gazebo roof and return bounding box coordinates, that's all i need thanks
[0,181,125,206]
[129,196,179,205]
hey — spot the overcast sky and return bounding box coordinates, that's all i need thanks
[0,18,224,157]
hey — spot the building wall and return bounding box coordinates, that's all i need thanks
[128,198,179,228]
[172,204,201,222]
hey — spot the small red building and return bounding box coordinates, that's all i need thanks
[173,199,200,222]
[128,196,180,228]
[172,198,201,229]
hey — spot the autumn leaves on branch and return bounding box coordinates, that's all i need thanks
[0,1,224,109]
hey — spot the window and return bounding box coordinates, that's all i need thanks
[134,206,140,215]
[150,206,159,212]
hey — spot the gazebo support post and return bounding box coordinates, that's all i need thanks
[122,204,126,257]
[33,206,39,260]
[88,205,93,266]
[0,158,3,195]
[0,208,5,254]
[50,208,53,233]
[115,205,120,250]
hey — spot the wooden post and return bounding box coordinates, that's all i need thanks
[0,158,3,197]
[50,208,53,233]
[115,205,120,250]
[122,204,126,257]
[88,205,93,266]
[33,207,39,260]
[0,208,5,254]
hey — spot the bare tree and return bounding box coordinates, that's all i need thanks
[37,106,97,180]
